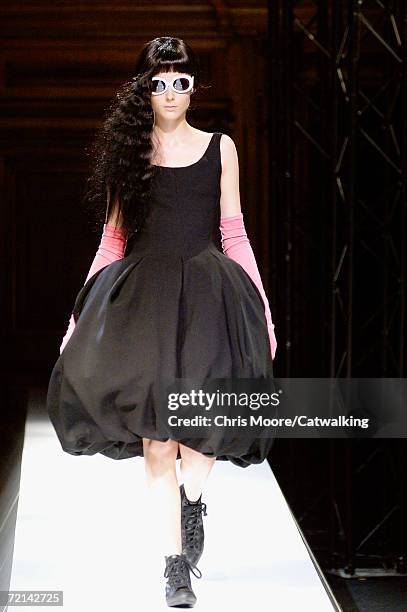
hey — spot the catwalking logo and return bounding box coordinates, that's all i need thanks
[294,415,369,429]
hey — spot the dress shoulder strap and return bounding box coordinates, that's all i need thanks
[205,131,223,167]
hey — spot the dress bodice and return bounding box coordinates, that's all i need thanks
[126,132,223,259]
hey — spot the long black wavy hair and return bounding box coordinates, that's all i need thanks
[81,37,202,246]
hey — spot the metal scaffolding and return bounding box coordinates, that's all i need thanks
[269,0,407,576]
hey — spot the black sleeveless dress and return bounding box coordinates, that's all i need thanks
[46,132,277,467]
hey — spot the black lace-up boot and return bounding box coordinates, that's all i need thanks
[180,483,208,566]
[164,553,202,608]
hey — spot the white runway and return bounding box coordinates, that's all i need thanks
[9,389,341,611]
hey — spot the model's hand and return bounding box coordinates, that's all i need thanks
[268,323,277,361]
[60,314,76,354]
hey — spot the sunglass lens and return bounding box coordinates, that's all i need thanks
[151,79,166,93]
[173,77,191,92]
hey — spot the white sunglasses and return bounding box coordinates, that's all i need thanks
[151,74,194,96]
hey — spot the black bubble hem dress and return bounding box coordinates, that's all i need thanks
[46,132,277,468]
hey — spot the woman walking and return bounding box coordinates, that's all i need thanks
[47,36,277,608]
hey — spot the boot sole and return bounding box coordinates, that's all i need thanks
[166,589,197,608]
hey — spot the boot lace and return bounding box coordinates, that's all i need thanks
[183,500,208,547]
[164,554,202,587]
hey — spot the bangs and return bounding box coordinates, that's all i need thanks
[153,58,194,76]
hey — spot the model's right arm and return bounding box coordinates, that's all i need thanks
[59,191,128,354]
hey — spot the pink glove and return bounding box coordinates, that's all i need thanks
[219,212,277,360]
[59,223,127,354]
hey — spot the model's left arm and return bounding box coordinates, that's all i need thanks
[218,134,277,361]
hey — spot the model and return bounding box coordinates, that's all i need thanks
[46,36,278,608]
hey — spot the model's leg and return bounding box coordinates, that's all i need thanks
[142,437,181,556]
[178,443,216,501]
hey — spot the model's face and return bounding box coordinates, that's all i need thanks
[150,70,194,120]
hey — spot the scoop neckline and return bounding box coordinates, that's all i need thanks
[151,132,216,169]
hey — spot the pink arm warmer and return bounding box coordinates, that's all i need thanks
[219,212,277,361]
[59,223,127,354]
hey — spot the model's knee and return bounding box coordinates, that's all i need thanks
[178,442,200,459]
[179,442,216,463]
[143,438,178,464]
